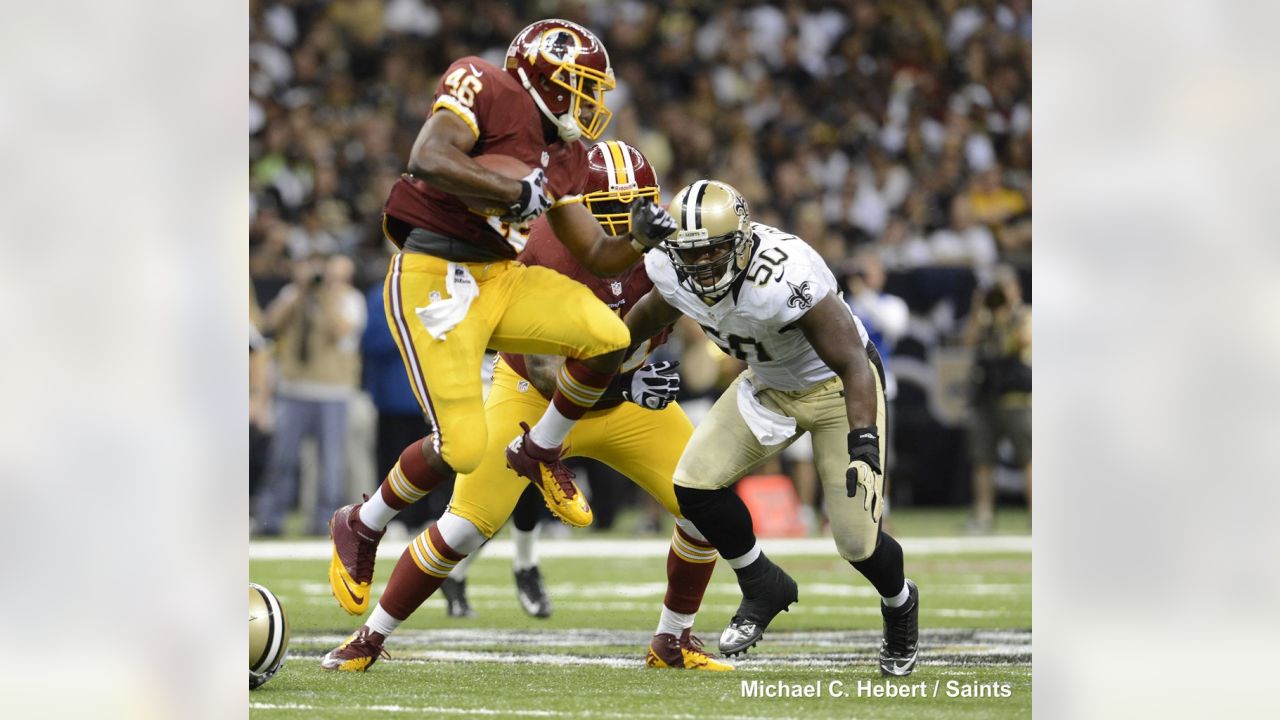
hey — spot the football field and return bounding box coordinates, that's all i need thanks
[249,515,1031,719]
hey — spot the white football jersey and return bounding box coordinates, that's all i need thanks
[646,222,869,391]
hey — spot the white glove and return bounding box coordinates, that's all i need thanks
[622,361,681,410]
[504,168,551,224]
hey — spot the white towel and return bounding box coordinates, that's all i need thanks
[736,375,797,446]
[415,263,478,340]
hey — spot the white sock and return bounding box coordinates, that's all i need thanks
[435,512,486,555]
[724,543,762,569]
[655,606,696,637]
[528,406,574,449]
[512,527,540,571]
[358,491,397,532]
[882,580,910,608]
[451,552,477,581]
[674,517,708,543]
[366,604,403,636]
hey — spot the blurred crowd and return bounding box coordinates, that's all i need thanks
[250,0,1032,536]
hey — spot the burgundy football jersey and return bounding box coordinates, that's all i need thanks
[501,219,669,404]
[383,56,590,259]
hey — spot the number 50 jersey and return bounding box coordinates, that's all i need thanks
[645,222,870,392]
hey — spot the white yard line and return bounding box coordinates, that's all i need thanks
[250,535,1031,560]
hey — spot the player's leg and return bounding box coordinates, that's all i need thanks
[668,374,799,656]
[322,365,544,671]
[490,264,630,527]
[327,254,497,615]
[582,402,730,670]
[809,349,918,676]
[510,484,551,618]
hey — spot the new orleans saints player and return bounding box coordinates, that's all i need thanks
[622,180,921,676]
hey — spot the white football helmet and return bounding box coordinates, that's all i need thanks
[249,583,290,689]
[665,180,753,297]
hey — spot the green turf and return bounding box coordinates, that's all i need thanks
[250,525,1030,719]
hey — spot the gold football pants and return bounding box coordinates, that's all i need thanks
[672,352,888,562]
[383,252,630,474]
[449,359,691,538]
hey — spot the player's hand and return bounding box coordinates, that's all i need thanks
[622,361,681,410]
[505,168,551,224]
[627,199,677,250]
[846,427,884,522]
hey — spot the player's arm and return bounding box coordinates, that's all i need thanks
[799,292,876,429]
[546,200,676,277]
[406,112,523,204]
[799,293,885,516]
[624,289,685,350]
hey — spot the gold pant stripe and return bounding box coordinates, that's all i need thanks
[555,366,601,406]
[388,464,428,503]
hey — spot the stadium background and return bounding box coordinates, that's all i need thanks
[249,0,1032,535]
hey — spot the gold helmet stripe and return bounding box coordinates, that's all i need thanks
[619,141,636,186]
[605,140,630,188]
[683,179,709,231]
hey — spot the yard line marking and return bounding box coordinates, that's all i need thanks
[251,535,1030,560]
[249,702,791,720]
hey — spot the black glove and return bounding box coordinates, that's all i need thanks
[621,361,681,410]
[504,168,551,224]
[845,427,884,522]
[627,199,677,250]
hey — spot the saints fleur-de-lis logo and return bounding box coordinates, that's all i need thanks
[786,280,814,309]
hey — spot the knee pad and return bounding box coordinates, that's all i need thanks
[834,525,879,563]
[435,512,486,555]
[674,484,718,518]
[440,436,487,476]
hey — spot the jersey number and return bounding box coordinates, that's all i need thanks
[444,67,484,107]
[744,247,789,284]
[702,325,773,362]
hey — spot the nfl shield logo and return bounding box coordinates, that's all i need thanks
[610,281,623,296]
[540,151,550,167]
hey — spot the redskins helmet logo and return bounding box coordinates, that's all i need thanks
[539,29,582,65]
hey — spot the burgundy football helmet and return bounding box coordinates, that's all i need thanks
[505,19,615,141]
[582,140,660,235]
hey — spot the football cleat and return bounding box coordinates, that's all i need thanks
[646,629,734,671]
[514,566,552,619]
[249,583,290,689]
[441,576,475,618]
[719,561,799,656]
[327,500,385,616]
[320,626,389,672]
[879,579,920,677]
[505,422,593,528]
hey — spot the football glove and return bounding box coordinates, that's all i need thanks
[504,168,551,224]
[627,199,677,251]
[621,361,681,410]
[846,427,884,522]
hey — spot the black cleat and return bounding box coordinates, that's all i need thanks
[441,576,475,618]
[879,579,920,676]
[718,561,799,656]
[514,566,553,618]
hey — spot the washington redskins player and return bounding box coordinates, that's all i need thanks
[325,140,731,673]
[320,20,677,671]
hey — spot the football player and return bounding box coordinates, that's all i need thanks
[321,143,730,672]
[621,180,921,677]
[323,20,677,634]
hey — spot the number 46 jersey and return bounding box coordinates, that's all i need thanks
[644,222,870,392]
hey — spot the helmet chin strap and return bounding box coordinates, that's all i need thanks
[517,67,581,141]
